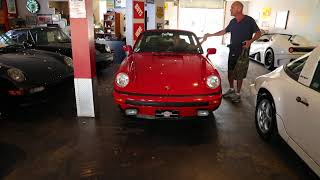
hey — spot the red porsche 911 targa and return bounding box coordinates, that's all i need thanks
[113,30,222,119]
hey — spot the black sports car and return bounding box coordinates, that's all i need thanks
[5,27,113,70]
[0,33,74,114]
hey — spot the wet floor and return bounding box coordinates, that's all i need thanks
[0,47,318,180]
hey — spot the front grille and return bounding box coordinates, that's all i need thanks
[125,100,209,107]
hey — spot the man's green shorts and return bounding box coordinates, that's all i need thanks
[228,48,250,80]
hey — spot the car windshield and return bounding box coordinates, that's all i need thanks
[134,31,203,54]
[0,33,19,47]
[30,28,71,44]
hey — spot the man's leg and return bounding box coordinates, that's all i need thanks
[223,71,236,98]
[236,79,243,93]
[228,71,234,89]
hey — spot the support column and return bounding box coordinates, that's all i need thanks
[69,0,96,117]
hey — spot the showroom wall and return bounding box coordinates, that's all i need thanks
[248,0,320,42]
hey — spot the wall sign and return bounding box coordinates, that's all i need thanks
[133,23,144,41]
[6,0,16,14]
[26,0,40,14]
[133,1,144,19]
[69,0,86,18]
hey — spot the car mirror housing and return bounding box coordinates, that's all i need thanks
[123,45,133,55]
[206,48,217,58]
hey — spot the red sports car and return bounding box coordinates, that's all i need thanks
[113,30,222,119]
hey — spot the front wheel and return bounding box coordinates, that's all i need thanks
[255,94,277,141]
[264,49,275,70]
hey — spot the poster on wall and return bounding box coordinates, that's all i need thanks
[6,0,17,14]
[261,7,272,20]
[107,0,114,8]
[37,14,52,24]
[69,0,86,18]
[115,0,126,8]
[275,11,289,29]
[156,6,164,19]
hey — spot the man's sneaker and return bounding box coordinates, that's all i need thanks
[223,89,235,98]
[231,93,241,103]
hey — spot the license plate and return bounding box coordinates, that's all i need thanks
[163,111,172,118]
[155,110,179,118]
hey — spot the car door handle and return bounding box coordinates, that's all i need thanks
[296,97,309,107]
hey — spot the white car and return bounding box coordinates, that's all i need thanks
[250,33,315,70]
[251,46,320,177]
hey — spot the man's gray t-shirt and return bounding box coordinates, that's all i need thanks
[225,15,260,47]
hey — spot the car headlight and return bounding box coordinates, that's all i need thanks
[206,75,220,89]
[7,68,26,82]
[116,73,129,88]
[105,45,111,53]
[64,56,73,68]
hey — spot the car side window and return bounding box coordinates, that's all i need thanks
[285,55,308,81]
[12,31,29,43]
[310,62,320,93]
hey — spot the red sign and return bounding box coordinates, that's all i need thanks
[133,1,144,19]
[133,23,144,41]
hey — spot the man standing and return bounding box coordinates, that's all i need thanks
[201,1,261,103]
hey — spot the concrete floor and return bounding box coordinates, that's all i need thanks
[0,47,319,180]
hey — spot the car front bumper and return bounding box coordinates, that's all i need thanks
[2,77,74,108]
[113,90,222,119]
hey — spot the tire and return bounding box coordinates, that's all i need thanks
[264,49,275,70]
[255,93,277,141]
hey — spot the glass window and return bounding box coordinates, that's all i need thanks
[310,62,320,92]
[134,31,203,54]
[11,31,29,44]
[285,55,308,81]
[30,28,70,44]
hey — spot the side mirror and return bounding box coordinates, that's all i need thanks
[123,45,133,55]
[206,48,216,58]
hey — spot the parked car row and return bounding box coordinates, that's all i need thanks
[5,27,114,69]
[0,27,114,115]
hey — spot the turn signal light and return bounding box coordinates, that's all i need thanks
[289,47,294,53]
[8,89,25,96]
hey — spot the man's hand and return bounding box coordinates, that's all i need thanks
[242,40,253,48]
[200,33,209,44]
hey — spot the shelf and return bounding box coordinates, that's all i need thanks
[103,12,121,40]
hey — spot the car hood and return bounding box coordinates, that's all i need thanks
[0,49,73,86]
[117,52,221,95]
[254,66,284,89]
